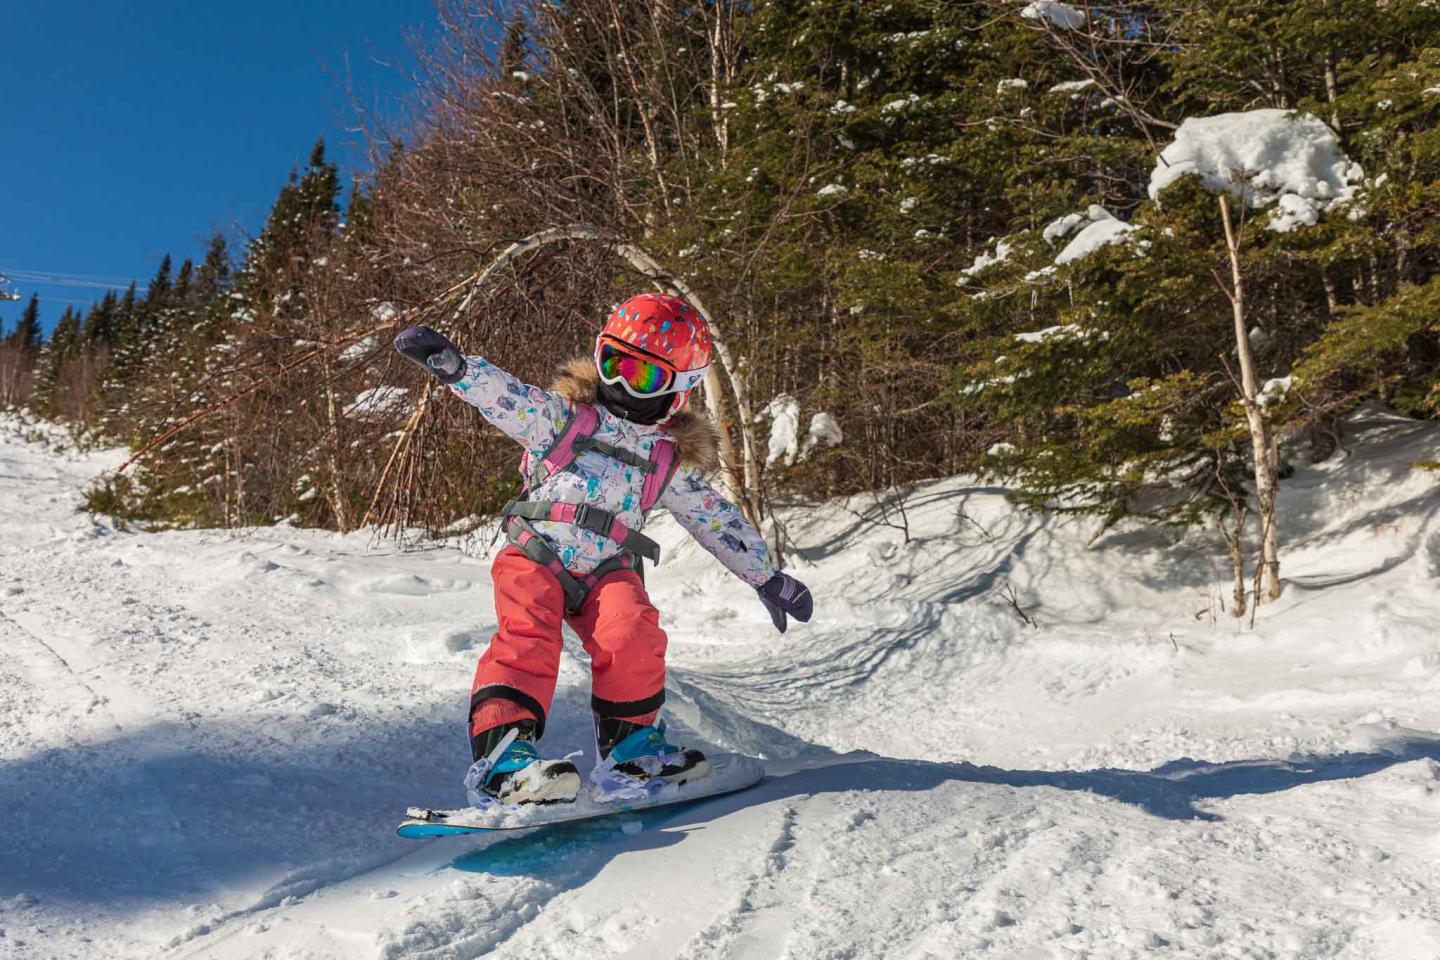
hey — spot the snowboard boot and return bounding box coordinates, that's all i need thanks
[596,716,711,786]
[474,720,580,805]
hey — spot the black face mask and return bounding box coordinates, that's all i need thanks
[598,379,673,425]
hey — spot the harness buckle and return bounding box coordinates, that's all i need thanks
[572,503,615,537]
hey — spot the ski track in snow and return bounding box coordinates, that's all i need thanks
[2,407,1440,958]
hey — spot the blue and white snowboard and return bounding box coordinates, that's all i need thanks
[397,752,764,838]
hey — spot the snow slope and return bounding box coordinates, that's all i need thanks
[2,407,1440,959]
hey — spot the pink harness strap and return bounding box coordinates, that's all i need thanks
[640,439,677,512]
[539,403,599,482]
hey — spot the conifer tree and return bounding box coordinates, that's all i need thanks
[35,306,81,418]
[7,294,42,349]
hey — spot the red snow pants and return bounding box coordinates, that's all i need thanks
[469,546,667,746]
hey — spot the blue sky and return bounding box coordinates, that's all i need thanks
[1,1,436,333]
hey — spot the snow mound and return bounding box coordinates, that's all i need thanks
[1148,110,1364,232]
[1021,1,1086,29]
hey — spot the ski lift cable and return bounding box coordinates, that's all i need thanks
[1,267,141,288]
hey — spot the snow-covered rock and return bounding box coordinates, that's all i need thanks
[1148,109,1364,232]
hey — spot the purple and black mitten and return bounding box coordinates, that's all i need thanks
[394,325,466,385]
[758,572,813,634]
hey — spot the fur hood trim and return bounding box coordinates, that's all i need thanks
[551,357,720,472]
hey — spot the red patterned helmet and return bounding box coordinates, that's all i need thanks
[595,294,713,406]
[600,294,712,373]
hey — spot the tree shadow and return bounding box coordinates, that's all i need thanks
[4,711,1437,905]
[435,731,1440,880]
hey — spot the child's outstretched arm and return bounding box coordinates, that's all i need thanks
[659,466,814,632]
[394,325,567,448]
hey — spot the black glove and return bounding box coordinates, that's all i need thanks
[394,325,466,385]
[758,572,813,634]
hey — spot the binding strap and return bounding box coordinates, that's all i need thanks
[502,500,661,564]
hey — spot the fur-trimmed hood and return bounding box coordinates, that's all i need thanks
[551,357,720,473]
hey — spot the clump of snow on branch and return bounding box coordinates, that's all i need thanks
[764,398,842,466]
[344,387,410,419]
[1257,376,1293,407]
[1048,207,1137,265]
[1020,1,1086,29]
[372,302,399,324]
[996,78,1029,94]
[1013,323,1108,345]
[1048,78,1095,95]
[340,336,377,362]
[803,412,844,457]
[961,238,1015,279]
[1148,110,1364,233]
[763,394,802,466]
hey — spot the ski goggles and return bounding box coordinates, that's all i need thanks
[595,337,708,398]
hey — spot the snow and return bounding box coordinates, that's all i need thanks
[1042,210,1089,244]
[996,78,1029,93]
[345,386,410,419]
[1149,110,1364,233]
[961,238,1015,278]
[802,411,843,456]
[1053,206,1137,264]
[1014,323,1107,344]
[815,183,847,198]
[1048,78,1096,94]
[1257,374,1293,407]
[5,405,1440,958]
[1021,1,1086,29]
[763,393,801,466]
[341,336,378,362]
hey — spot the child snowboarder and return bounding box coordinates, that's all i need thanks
[394,293,813,805]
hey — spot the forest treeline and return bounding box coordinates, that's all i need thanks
[3,0,1439,616]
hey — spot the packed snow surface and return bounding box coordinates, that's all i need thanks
[4,406,1440,958]
[1149,110,1364,232]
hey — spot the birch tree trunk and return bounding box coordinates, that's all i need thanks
[1219,195,1282,602]
[456,225,759,517]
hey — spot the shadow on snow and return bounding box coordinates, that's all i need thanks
[3,708,1438,913]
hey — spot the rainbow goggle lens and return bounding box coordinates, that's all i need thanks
[595,339,708,399]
